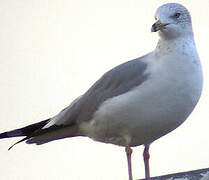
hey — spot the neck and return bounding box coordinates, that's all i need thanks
[154,34,196,57]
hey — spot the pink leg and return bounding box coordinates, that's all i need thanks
[125,147,133,180]
[143,144,150,179]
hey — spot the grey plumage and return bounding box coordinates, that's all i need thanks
[0,56,149,147]
[68,57,149,124]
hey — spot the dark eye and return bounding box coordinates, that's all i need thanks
[173,12,181,18]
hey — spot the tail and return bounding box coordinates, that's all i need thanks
[0,119,50,150]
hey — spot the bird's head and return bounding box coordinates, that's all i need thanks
[151,3,193,39]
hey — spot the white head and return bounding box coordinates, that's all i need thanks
[151,3,193,40]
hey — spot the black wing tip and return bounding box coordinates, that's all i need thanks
[0,119,50,139]
[0,119,50,150]
[0,132,9,139]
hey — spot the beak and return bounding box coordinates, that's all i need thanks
[151,20,169,32]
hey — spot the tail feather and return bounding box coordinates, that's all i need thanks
[8,137,29,151]
[0,119,50,150]
[26,125,78,145]
[0,119,78,150]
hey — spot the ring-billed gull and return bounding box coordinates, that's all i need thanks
[0,3,203,180]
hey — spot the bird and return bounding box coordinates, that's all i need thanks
[0,3,203,180]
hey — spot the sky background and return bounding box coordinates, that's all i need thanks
[0,0,209,180]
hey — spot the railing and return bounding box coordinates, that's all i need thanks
[139,168,209,180]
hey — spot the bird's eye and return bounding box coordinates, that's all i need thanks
[173,13,181,18]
